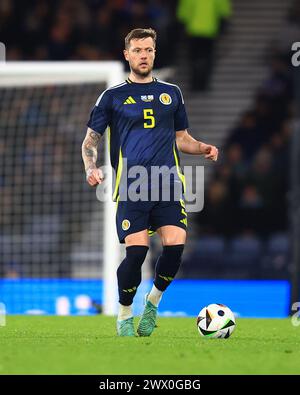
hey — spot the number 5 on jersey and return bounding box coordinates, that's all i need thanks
[143,109,155,128]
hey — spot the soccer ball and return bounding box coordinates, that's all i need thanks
[197,303,236,339]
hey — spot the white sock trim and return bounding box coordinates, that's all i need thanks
[118,303,133,321]
[148,284,163,307]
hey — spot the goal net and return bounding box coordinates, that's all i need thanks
[0,62,124,315]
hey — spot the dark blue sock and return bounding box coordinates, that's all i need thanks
[117,245,149,306]
[154,244,184,291]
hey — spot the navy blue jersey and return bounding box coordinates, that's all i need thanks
[87,78,189,201]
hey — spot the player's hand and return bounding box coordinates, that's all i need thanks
[203,144,219,161]
[86,167,104,186]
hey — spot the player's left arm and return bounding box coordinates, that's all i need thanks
[176,129,219,161]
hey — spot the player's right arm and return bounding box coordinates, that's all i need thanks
[83,89,112,186]
[81,128,104,186]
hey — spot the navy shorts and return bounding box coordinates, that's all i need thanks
[116,199,188,244]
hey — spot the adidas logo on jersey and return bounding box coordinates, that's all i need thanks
[123,96,136,104]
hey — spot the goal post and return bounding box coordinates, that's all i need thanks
[0,61,124,87]
[0,61,123,315]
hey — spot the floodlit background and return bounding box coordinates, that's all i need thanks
[0,0,299,317]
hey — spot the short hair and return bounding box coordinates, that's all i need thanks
[125,28,157,49]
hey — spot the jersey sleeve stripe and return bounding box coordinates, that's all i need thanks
[156,79,185,104]
[173,143,186,194]
[95,82,127,106]
[112,148,124,201]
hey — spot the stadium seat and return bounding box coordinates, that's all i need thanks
[181,236,226,278]
[230,236,262,253]
[261,233,290,277]
[226,236,263,276]
[267,233,289,254]
[194,236,226,265]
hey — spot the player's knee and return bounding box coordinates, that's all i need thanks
[161,228,186,246]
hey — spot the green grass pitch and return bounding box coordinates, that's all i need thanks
[0,316,299,375]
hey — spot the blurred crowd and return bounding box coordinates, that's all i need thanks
[0,0,298,280]
[189,1,300,279]
[196,2,298,239]
[196,63,292,238]
[0,84,103,278]
[177,0,232,90]
[0,0,177,68]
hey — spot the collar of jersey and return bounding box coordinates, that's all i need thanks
[126,77,157,85]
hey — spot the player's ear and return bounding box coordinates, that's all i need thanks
[123,49,129,62]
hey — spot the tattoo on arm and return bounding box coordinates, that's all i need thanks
[82,129,101,171]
